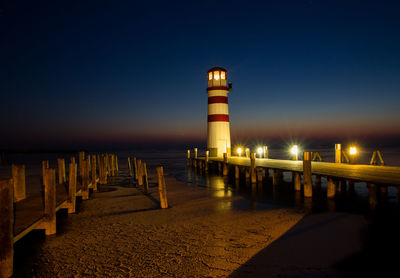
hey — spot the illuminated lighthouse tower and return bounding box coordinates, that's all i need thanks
[207,67,232,157]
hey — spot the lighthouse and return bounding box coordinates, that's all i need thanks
[206,67,232,157]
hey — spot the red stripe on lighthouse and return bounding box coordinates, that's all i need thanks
[208,96,228,104]
[208,114,230,122]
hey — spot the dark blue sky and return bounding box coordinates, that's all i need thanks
[1,0,400,149]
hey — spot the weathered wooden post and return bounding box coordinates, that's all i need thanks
[303,151,312,198]
[43,169,56,235]
[294,172,301,191]
[194,148,198,168]
[98,155,105,185]
[137,160,143,186]
[57,158,66,184]
[81,160,89,200]
[335,144,341,163]
[79,151,85,177]
[91,155,97,192]
[367,183,377,210]
[0,178,13,278]
[127,157,132,177]
[245,168,250,180]
[235,166,240,180]
[327,177,336,199]
[272,169,281,185]
[115,155,119,174]
[110,154,115,177]
[223,153,229,176]
[133,157,138,180]
[68,162,77,213]
[12,164,26,202]
[205,150,209,172]
[256,168,263,182]
[42,160,49,185]
[250,153,256,184]
[186,150,190,166]
[143,162,149,194]
[156,166,168,209]
[71,156,76,164]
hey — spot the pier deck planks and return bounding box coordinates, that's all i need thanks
[201,157,400,185]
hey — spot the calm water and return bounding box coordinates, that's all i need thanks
[1,146,400,214]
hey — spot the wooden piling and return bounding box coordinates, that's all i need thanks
[272,169,281,185]
[335,144,341,163]
[0,178,13,278]
[57,158,66,184]
[133,157,138,180]
[43,169,56,235]
[223,153,229,176]
[368,183,377,210]
[156,166,168,209]
[294,172,301,191]
[205,150,209,172]
[42,160,49,185]
[194,148,198,168]
[256,168,263,182]
[127,157,132,177]
[137,160,143,186]
[115,155,119,174]
[327,177,336,199]
[12,164,26,202]
[245,168,250,179]
[70,156,76,164]
[91,155,97,192]
[142,162,149,194]
[235,166,240,180]
[79,151,85,177]
[81,160,89,200]
[303,151,312,198]
[250,153,256,184]
[68,162,77,213]
[187,150,190,166]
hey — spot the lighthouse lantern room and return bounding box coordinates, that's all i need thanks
[206,67,232,157]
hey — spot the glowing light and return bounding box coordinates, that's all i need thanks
[208,72,212,80]
[214,71,220,80]
[221,71,226,80]
[290,145,298,155]
[237,147,243,156]
[349,147,357,155]
[257,147,263,154]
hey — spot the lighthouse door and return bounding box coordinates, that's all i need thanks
[217,139,227,157]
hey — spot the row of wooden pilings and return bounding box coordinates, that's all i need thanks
[0,151,120,278]
[186,148,390,203]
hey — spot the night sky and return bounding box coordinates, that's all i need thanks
[1,0,400,149]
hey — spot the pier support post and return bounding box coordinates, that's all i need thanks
[91,155,97,192]
[68,162,77,213]
[250,153,256,184]
[142,162,149,194]
[235,166,240,180]
[42,160,49,185]
[256,168,263,182]
[79,151,85,178]
[57,158,66,184]
[272,169,281,185]
[187,150,190,166]
[127,157,132,177]
[156,166,168,209]
[115,155,119,174]
[327,177,336,199]
[294,172,301,191]
[81,160,89,200]
[223,153,229,176]
[0,178,13,278]
[71,156,76,164]
[12,164,26,202]
[137,160,143,187]
[335,144,341,163]
[194,148,198,168]
[43,169,56,235]
[303,152,312,198]
[133,157,138,181]
[245,168,250,180]
[205,151,209,172]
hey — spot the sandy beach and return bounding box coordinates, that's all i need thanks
[10,167,374,278]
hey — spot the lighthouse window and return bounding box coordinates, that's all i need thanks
[221,71,226,80]
[214,71,220,80]
[208,72,212,80]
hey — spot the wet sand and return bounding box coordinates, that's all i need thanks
[13,171,369,277]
